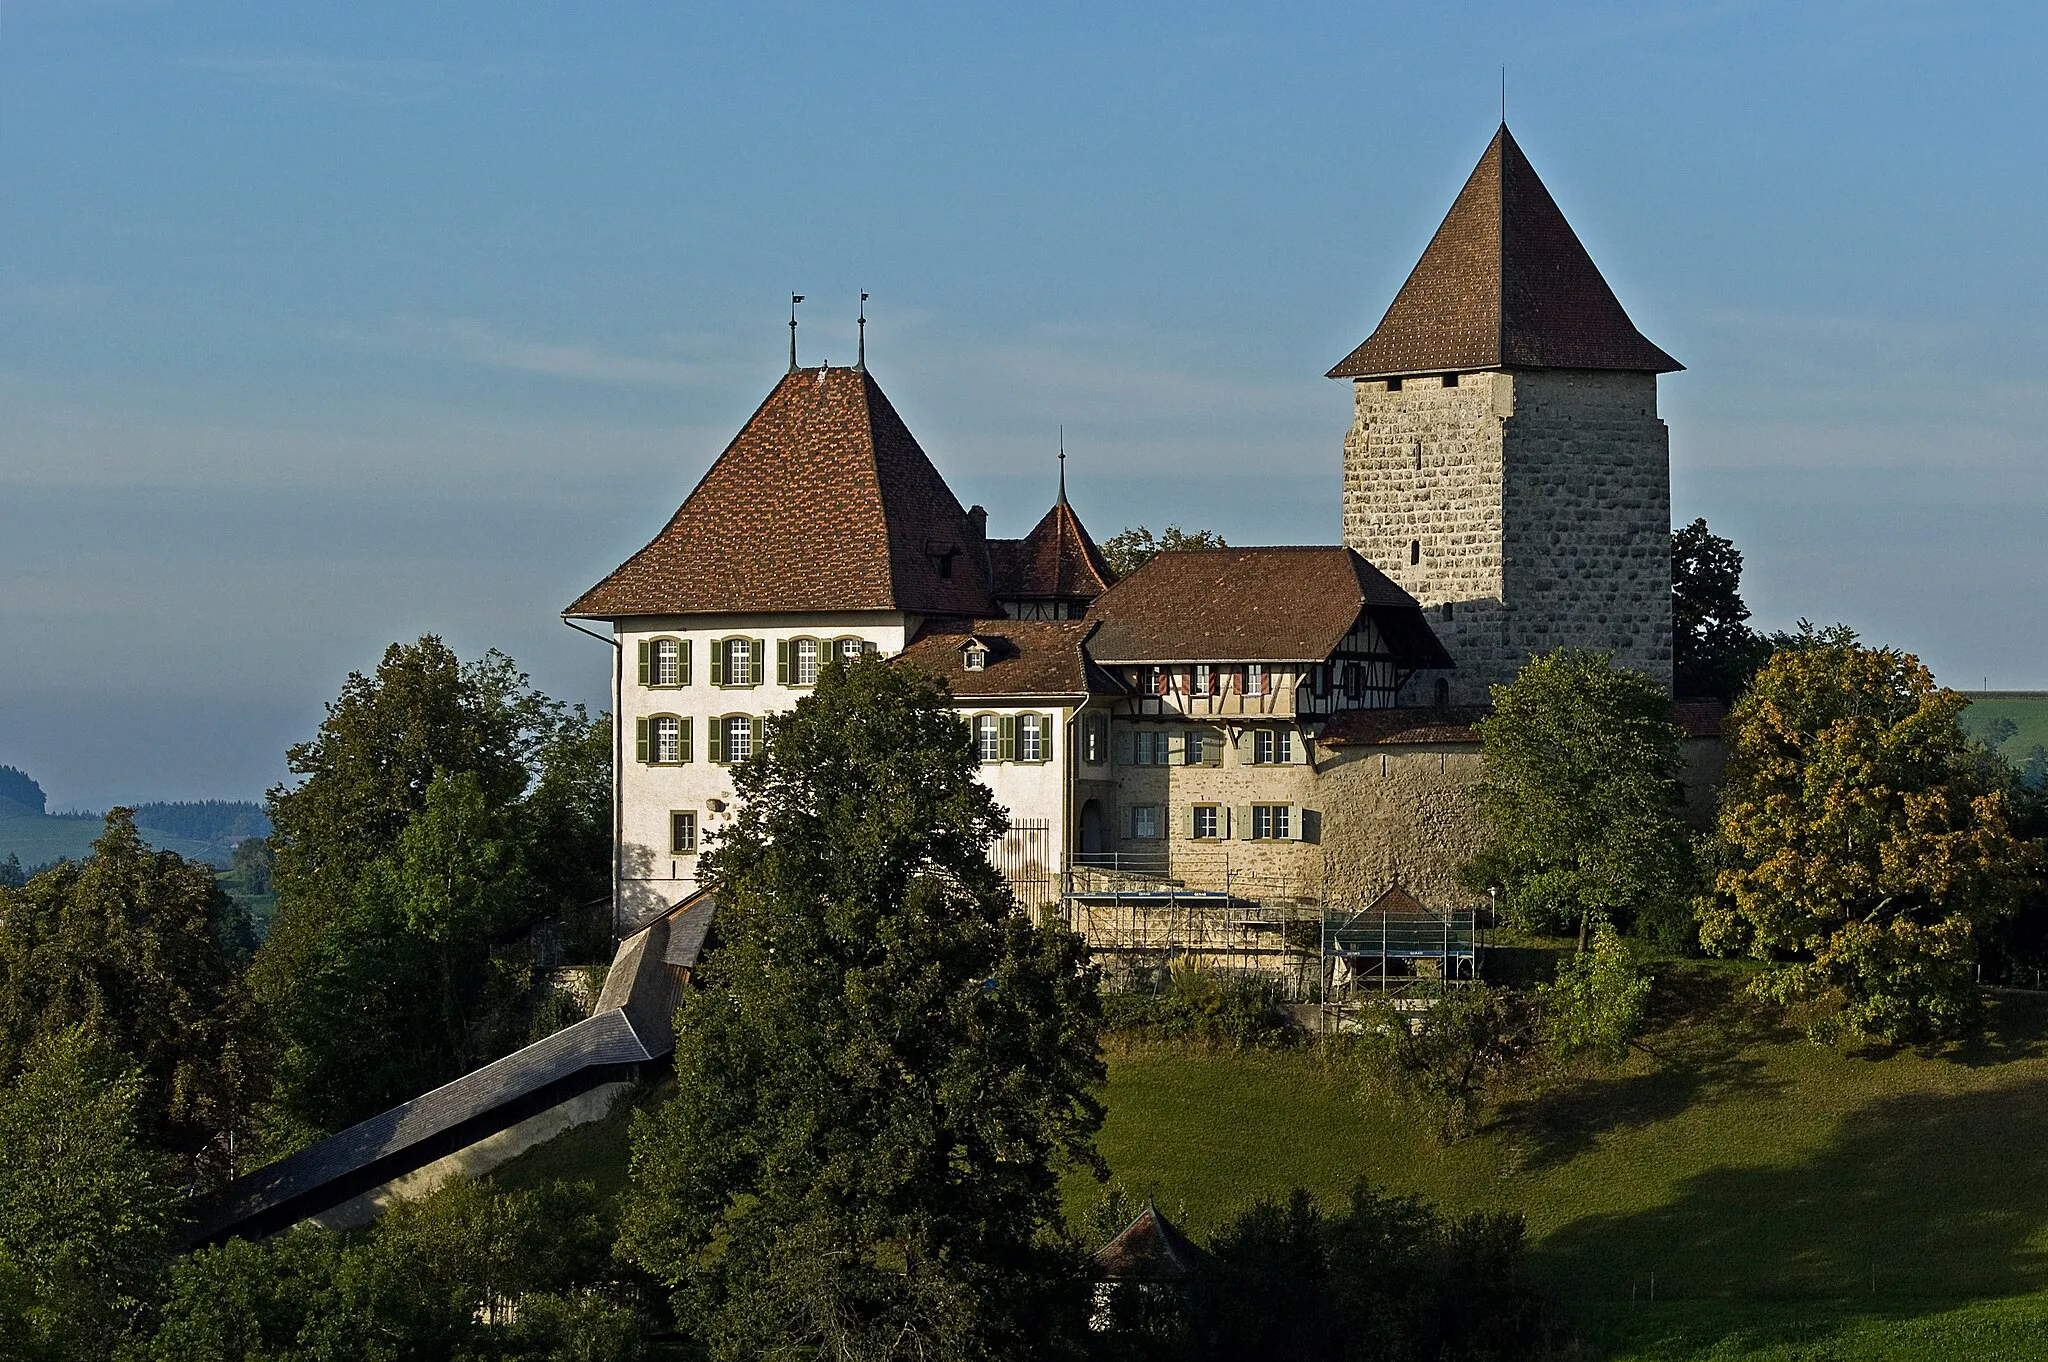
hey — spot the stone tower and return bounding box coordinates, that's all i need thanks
[1331,125,1681,704]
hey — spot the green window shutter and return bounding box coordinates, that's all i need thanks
[637,640,651,686]
[1289,805,1307,842]
[635,717,650,764]
[708,717,725,765]
[750,716,764,752]
[1000,715,1017,762]
[776,639,790,685]
[1183,806,1197,839]
[751,639,766,686]
[1204,730,1223,767]
[1237,805,1256,839]
[1167,731,1185,765]
[681,639,693,686]
[679,717,693,764]
[710,639,726,686]
[1115,729,1133,765]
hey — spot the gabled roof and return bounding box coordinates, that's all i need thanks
[895,619,1127,698]
[567,367,994,618]
[1328,125,1681,381]
[1090,1202,1210,1281]
[1082,547,1452,669]
[988,496,1117,603]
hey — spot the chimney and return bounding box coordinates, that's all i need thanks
[966,505,987,539]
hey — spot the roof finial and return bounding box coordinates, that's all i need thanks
[857,291,868,370]
[1057,426,1067,506]
[1500,66,1506,126]
[788,293,805,373]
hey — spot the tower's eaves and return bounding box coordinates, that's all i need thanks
[1327,125,1681,381]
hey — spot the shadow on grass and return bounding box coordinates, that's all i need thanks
[1535,1073,2048,1351]
[1492,968,1795,1172]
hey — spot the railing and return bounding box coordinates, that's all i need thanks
[993,818,1059,913]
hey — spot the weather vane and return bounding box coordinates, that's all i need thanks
[788,293,805,372]
[858,292,869,370]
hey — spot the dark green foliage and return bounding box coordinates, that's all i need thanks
[1463,649,1698,946]
[149,1179,642,1361]
[618,658,1105,1361]
[129,801,269,845]
[1350,986,1536,1142]
[0,812,258,1174]
[0,855,22,890]
[1091,1179,1554,1362]
[1102,971,1300,1049]
[252,637,611,1140]
[1540,924,1653,1061]
[1671,518,1773,704]
[0,1027,184,1361]
[0,767,46,816]
[1098,524,1227,578]
[227,835,272,898]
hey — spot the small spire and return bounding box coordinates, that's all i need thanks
[788,293,805,372]
[857,291,868,370]
[1057,426,1067,506]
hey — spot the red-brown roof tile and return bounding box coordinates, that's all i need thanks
[895,618,1126,698]
[1318,706,1489,747]
[1083,546,1453,669]
[1328,125,1681,380]
[566,367,994,618]
[988,497,1117,604]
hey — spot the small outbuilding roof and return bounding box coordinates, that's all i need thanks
[1090,1202,1210,1281]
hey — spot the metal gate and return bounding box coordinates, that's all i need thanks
[993,818,1058,913]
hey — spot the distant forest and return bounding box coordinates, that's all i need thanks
[0,766,45,815]
[0,766,268,844]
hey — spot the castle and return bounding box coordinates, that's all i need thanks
[567,126,1705,933]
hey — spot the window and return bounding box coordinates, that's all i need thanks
[1312,664,1329,699]
[1440,601,1455,621]
[1129,805,1161,840]
[1250,804,1290,840]
[1387,377,1403,392]
[1409,539,1421,565]
[1435,677,1452,707]
[838,638,867,664]
[1191,805,1221,840]
[713,637,763,687]
[1018,713,1047,762]
[1181,728,1220,766]
[724,715,753,763]
[1143,666,1166,696]
[964,644,989,672]
[794,637,820,686]
[1442,372,1459,388]
[976,715,1003,763]
[638,637,689,687]
[669,810,697,855]
[1192,664,1212,696]
[1082,715,1108,765]
[1345,662,1362,701]
[1243,664,1265,697]
[635,715,691,765]
[1252,729,1293,765]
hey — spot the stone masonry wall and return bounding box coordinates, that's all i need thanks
[1341,370,1672,702]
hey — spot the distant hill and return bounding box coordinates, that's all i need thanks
[1960,692,2048,786]
[0,768,267,870]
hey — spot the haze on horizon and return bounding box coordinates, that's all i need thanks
[3,1,2044,809]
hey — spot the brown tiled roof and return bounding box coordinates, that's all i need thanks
[566,367,994,618]
[1083,547,1453,669]
[1090,1203,1209,1282]
[895,619,1126,698]
[1318,706,1488,747]
[988,497,1117,603]
[1327,125,1681,380]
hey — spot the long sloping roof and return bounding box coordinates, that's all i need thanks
[1083,547,1452,668]
[1328,125,1681,380]
[895,619,1127,698]
[567,367,995,618]
[987,497,1117,603]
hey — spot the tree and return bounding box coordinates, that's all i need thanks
[226,836,272,899]
[1672,518,1772,703]
[1354,986,1533,1142]
[1462,650,1698,946]
[1540,924,1653,1061]
[1099,524,1227,578]
[0,1027,183,1361]
[0,856,23,891]
[251,638,610,1140]
[0,812,257,1174]
[1700,626,2040,1042]
[618,658,1105,1361]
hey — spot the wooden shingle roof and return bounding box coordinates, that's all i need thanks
[567,367,995,619]
[988,496,1117,604]
[1328,125,1681,381]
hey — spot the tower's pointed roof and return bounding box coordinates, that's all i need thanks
[988,494,1117,605]
[566,366,994,618]
[1328,125,1680,380]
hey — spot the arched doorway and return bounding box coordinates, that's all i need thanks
[1079,800,1105,858]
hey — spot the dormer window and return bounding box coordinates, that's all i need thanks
[963,641,989,672]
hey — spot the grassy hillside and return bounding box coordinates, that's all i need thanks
[0,809,224,868]
[492,963,2048,1358]
[1961,691,2048,763]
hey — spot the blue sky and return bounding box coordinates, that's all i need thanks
[3,1,2045,807]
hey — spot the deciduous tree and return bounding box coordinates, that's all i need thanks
[1099,524,1226,578]
[1700,626,2040,1042]
[1671,518,1772,703]
[1540,924,1653,1061]
[1463,649,1697,946]
[619,658,1104,1361]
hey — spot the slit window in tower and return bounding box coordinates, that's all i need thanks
[1410,540,1421,565]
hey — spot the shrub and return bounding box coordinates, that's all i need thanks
[1540,923,1653,1061]
[1103,968,1300,1049]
